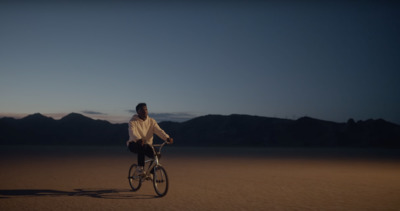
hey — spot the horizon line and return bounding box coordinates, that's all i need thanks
[1,112,398,126]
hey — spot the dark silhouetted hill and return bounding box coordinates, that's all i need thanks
[158,115,400,147]
[0,113,127,146]
[1,113,399,147]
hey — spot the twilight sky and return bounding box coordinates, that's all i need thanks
[1,0,399,124]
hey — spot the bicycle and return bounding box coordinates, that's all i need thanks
[128,141,169,197]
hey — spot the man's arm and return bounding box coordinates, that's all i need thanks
[152,120,173,143]
[128,121,140,143]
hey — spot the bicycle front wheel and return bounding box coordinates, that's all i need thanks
[128,164,142,191]
[153,165,169,197]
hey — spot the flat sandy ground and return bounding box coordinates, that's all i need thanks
[1,146,399,211]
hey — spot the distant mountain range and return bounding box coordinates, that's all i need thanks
[1,113,399,148]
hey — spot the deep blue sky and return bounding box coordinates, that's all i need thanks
[1,0,399,124]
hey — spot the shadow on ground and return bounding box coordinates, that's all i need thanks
[0,188,157,199]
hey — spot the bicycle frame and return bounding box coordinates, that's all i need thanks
[142,141,167,179]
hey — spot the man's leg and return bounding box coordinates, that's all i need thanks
[144,144,155,159]
[137,143,146,167]
[128,142,145,175]
[128,141,145,167]
[143,145,155,174]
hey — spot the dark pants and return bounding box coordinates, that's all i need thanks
[128,142,154,167]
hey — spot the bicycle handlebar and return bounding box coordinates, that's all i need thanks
[152,141,167,148]
[152,140,170,154]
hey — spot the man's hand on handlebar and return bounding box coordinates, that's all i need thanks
[167,138,174,144]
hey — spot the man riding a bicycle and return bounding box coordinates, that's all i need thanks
[127,103,174,176]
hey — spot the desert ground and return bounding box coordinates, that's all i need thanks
[0,146,399,211]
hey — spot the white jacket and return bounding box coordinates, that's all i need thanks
[126,114,170,146]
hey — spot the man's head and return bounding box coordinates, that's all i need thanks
[136,103,148,120]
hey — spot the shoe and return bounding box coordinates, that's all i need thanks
[135,167,145,176]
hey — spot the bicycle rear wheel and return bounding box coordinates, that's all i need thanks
[153,165,169,197]
[128,164,142,191]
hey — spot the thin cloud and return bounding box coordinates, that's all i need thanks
[126,110,198,122]
[81,110,107,115]
[149,112,198,123]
